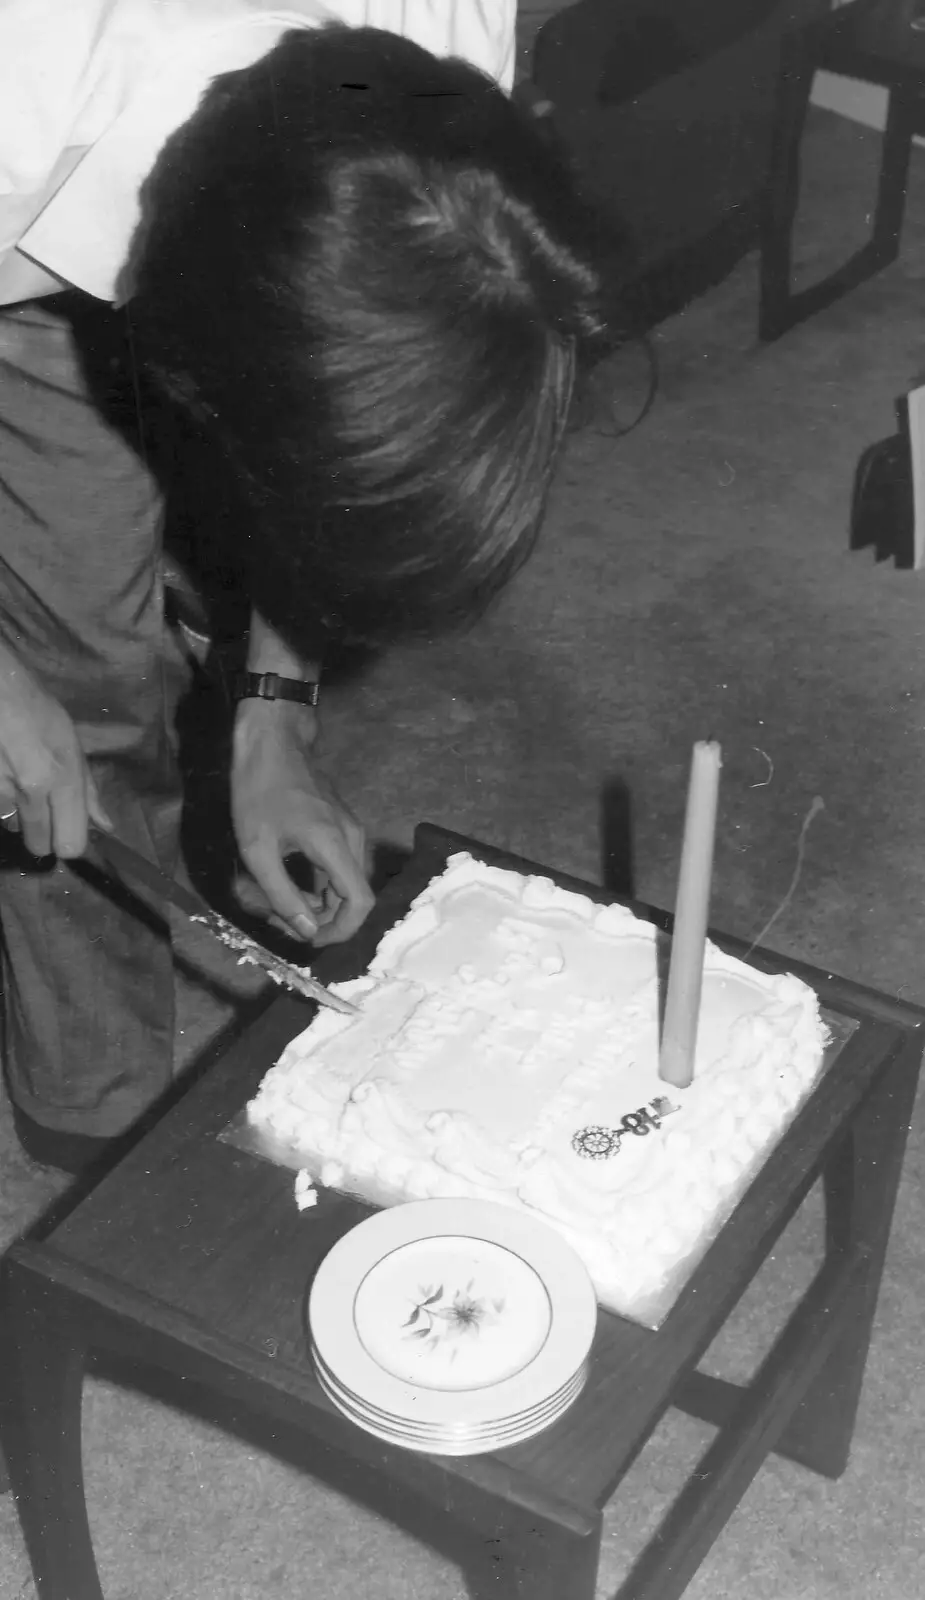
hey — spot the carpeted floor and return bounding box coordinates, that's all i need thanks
[2,105,925,1598]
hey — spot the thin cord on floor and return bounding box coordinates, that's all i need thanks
[591,333,660,440]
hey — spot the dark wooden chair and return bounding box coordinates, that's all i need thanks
[521,0,837,332]
[760,0,925,339]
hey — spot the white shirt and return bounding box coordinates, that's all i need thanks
[0,0,516,303]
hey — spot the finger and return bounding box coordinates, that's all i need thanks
[230,872,274,920]
[301,840,375,947]
[296,865,340,930]
[0,798,20,833]
[238,834,325,940]
[86,771,114,835]
[48,768,92,859]
[311,894,375,945]
[17,792,54,858]
[232,871,325,938]
[292,813,367,893]
[318,879,341,927]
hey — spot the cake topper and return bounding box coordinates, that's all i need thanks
[571,1097,680,1160]
[571,1125,622,1160]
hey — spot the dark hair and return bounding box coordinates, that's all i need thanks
[129,25,608,651]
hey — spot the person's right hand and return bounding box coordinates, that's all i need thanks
[0,643,110,858]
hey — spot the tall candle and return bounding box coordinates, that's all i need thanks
[659,740,722,1089]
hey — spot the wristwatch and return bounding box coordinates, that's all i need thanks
[234,671,320,707]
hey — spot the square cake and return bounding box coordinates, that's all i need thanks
[247,853,830,1325]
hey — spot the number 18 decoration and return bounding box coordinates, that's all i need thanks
[571,1097,679,1161]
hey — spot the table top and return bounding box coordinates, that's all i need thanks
[15,823,925,1521]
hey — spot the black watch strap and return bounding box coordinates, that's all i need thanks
[234,671,320,707]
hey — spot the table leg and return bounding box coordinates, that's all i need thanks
[464,1504,602,1600]
[0,1287,11,1494]
[772,1036,921,1479]
[2,1259,103,1600]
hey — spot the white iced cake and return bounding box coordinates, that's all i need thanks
[247,853,829,1325]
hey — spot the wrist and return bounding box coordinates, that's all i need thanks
[234,692,319,749]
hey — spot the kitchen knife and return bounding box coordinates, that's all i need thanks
[88,826,359,1016]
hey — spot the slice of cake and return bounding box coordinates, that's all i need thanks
[247,853,829,1326]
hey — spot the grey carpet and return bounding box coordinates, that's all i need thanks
[2,106,924,1598]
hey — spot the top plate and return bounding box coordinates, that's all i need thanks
[354,1233,553,1392]
[309,1198,597,1429]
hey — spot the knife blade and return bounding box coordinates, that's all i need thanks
[87,827,358,1016]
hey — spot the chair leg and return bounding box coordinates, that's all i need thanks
[758,28,818,342]
[869,81,918,271]
[2,1258,103,1600]
[772,1035,922,1479]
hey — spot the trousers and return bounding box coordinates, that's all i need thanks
[0,295,191,1140]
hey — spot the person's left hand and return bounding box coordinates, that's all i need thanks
[230,699,374,947]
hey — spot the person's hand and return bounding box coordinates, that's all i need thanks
[230,698,374,947]
[0,642,110,857]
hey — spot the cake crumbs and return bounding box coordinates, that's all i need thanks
[294,1170,319,1211]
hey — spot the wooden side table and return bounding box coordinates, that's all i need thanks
[761,0,925,339]
[1,824,922,1600]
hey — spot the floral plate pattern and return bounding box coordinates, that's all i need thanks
[354,1234,551,1391]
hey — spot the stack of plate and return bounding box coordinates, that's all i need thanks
[308,1197,597,1456]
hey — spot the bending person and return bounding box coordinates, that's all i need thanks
[0,2,605,1171]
